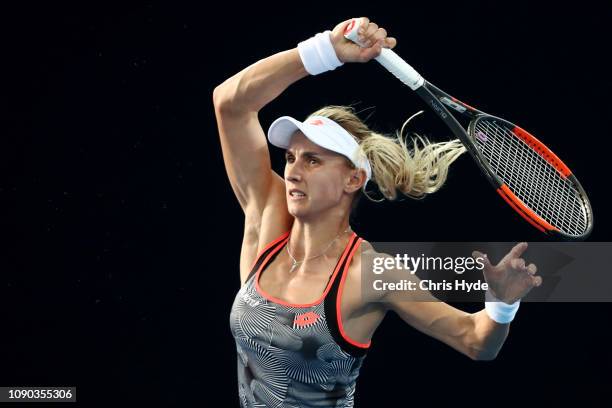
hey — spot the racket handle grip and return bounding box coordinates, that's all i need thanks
[343,18,424,90]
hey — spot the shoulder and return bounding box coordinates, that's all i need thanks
[350,238,434,306]
[338,237,388,327]
[345,238,393,304]
[354,238,393,270]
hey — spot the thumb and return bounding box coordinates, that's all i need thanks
[472,251,492,268]
[357,39,384,62]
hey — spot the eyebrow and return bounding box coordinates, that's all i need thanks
[284,150,325,158]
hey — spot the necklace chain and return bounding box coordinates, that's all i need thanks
[286,227,351,273]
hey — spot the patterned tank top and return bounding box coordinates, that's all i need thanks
[229,230,371,407]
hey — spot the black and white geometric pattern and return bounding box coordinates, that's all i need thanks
[230,246,367,407]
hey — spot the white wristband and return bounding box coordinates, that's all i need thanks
[297,30,343,75]
[484,290,520,324]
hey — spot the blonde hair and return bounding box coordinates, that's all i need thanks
[307,105,467,202]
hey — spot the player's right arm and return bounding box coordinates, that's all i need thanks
[212,18,394,282]
[213,49,308,283]
[213,49,308,215]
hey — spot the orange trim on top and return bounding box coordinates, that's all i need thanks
[512,126,571,178]
[248,231,291,272]
[255,232,358,308]
[336,237,371,349]
[497,184,559,232]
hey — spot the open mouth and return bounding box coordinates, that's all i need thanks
[289,189,307,199]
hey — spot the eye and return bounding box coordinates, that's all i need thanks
[308,158,318,165]
[285,155,294,163]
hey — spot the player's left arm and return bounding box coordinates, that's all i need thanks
[384,293,510,361]
[370,243,541,360]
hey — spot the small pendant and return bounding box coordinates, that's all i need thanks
[290,260,299,273]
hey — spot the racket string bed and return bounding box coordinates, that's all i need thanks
[480,121,585,234]
[478,120,587,234]
[473,119,588,236]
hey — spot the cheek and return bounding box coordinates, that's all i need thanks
[313,174,345,200]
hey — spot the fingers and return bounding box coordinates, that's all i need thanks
[357,18,395,50]
[364,22,379,41]
[510,257,538,275]
[473,243,542,300]
[385,36,397,49]
[527,263,537,275]
[472,250,492,269]
[510,257,526,270]
[359,26,380,47]
[369,28,387,51]
[531,275,543,287]
[363,25,384,45]
[526,262,541,287]
[509,242,528,259]
[355,17,369,44]
[358,16,370,30]
[519,259,541,288]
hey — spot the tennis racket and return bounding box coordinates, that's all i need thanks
[344,19,593,240]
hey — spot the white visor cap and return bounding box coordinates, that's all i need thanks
[267,115,372,185]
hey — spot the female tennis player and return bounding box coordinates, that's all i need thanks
[213,17,543,407]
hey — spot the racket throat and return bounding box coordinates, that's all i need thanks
[440,96,468,113]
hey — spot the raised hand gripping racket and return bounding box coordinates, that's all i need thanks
[344,19,593,240]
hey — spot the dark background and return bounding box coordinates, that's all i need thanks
[3,1,611,406]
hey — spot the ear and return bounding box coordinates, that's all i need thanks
[344,168,367,194]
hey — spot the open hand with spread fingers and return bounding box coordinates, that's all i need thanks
[472,243,542,304]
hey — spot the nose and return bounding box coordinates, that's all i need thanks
[285,160,303,183]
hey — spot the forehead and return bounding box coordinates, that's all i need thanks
[286,131,329,155]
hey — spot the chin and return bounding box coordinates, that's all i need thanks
[288,204,313,220]
[288,206,305,218]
